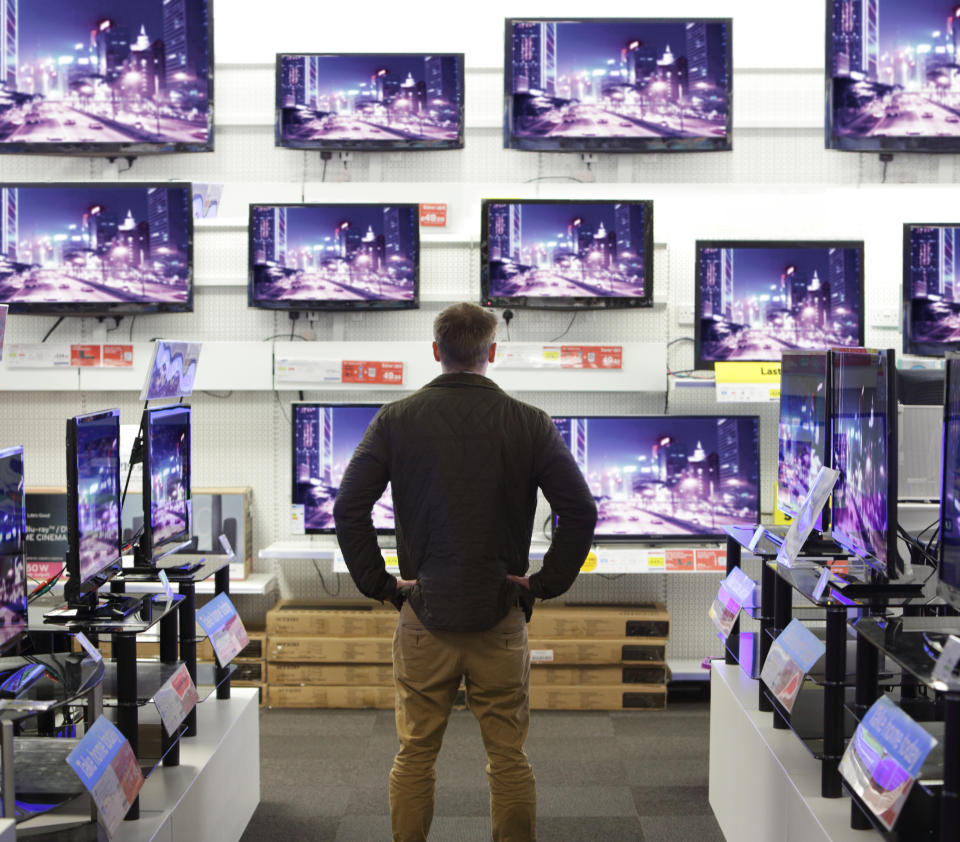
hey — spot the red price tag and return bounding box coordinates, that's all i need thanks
[70,344,101,367]
[665,549,695,571]
[559,345,623,369]
[102,344,134,367]
[341,360,404,385]
[695,549,727,572]
[419,203,447,227]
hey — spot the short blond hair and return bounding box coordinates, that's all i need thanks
[433,303,498,370]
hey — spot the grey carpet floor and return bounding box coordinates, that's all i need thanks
[240,699,724,841]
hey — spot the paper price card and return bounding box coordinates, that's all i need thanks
[102,344,134,367]
[665,549,694,571]
[759,619,825,713]
[71,344,101,367]
[6,343,71,367]
[342,360,404,385]
[708,567,757,639]
[196,592,249,668]
[580,551,598,573]
[419,203,447,227]
[839,695,937,831]
[931,635,960,691]
[559,345,623,369]
[714,361,781,403]
[154,663,200,736]
[695,549,726,572]
[66,716,144,837]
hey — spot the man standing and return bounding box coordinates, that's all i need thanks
[334,302,597,842]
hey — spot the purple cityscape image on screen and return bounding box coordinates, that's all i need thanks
[698,245,861,363]
[508,20,729,145]
[0,185,190,310]
[486,202,648,300]
[0,448,25,647]
[906,225,960,352]
[940,358,960,595]
[251,205,417,307]
[553,416,759,538]
[277,54,462,146]
[0,0,211,148]
[830,0,960,143]
[75,416,120,582]
[293,405,393,532]
[831,351,891,566]
[148,409,189,546]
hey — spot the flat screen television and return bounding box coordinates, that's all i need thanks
[504,18,732,152]
[695,241,864,368]
[139,404,191,565]
[939,352,960,609]
[0,183,193,315]
[778,350,832,530]
[64,409,122,603]
[826,0,960,153]
[830,348,900,577]
[480,199,653,309]
[292,403,393,534]
[551,414,760,541]
[0,445,27,651]
[0,0,212,156]
[902,223,960,356]
[275,53,464,151]
[249,203,419,311]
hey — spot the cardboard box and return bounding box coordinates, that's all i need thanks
[527,604,669,639]
[266,600,396,637]
[530,684,667,711]
[268,663,395,686]
[267,684,395,709]
[528,638,667,665]
[76,637,215,662]
[268,635,394,664]
[230,660,265,683]
[529,664,667,686]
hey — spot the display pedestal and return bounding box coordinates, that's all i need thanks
[709,661,863,842]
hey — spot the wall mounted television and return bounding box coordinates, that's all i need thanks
[939,352,960,610]
[504,18,732,152]
[777,349,832,530]
[695,241,864,368]
[0,445,27,651]
[275,53,464,151]
[480,199,653,309]
[292,403,393,534]
[139,404,191,566]
[249,203,419,311]
[0,183,193,315]
[902,222,960,356]
[551,414,760,541]
[0,0,212,156]
[830,348,900,578]
[827,0,960,153]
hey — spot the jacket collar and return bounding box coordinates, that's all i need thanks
[424,372,503,392]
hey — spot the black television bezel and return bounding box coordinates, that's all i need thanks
[549,413,761,543]
[248,202,420,312]
[939,352,960,610]
[0,444,27,654]
[480,198,654,310]
[274,52,465,152]
[0,0,214,157]
[776,349,832,530]
[291,402,393,536]
[694,239,866,369]
[64,408,122,604]
[824,1,960,154]
[829,348,900,578]
[140,404,192,566]
[902,222,960,357]
[0,181,194,316]
[503,17,733,153]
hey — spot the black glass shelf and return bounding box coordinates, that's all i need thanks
[0,653,104,722]
[100,659,235,706]
[118,554,230,585]
[41,593,183,635]
[851,616,960,692]
[762,681,858,760]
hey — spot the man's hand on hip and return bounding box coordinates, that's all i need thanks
[396,577,417,590]
[506,574,530,590]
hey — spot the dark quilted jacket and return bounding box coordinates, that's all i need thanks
[333,372,598,632]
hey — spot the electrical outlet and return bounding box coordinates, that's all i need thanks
[580,153,598,165]
[677,305,695,326]
[338,151,353,163]
[871,308,899,328]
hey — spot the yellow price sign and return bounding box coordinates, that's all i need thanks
[715,361,781,385]
[580,551,598,573]
[647,555,665,570]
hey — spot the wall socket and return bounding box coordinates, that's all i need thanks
[338,151,353,163]
[677,305,695,325]
[871,307,899,328]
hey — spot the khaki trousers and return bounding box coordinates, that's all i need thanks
[390,600,536,842]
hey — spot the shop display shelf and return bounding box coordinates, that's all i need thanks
[762,680,858,760]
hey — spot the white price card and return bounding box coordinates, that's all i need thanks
[931,635,960,690]
[74,631,103,663]
[218,533,236,560]
[290,504,306,535]
[153,663,200,737]
[196,592,249,667]
[158,570,175,603]
[6,343,71,367]
[759,619,825,713]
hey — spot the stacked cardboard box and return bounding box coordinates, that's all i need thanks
[229,631,267,706]
[527,604,670,710]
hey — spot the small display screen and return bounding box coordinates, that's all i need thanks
[292,404,394,533]
[146,406,190,548]
[249,204,419,311]
[551,415,760,540]
[939,355,960,608]
[903,224,960,355]
[74,412,121,583]
[0,446,27,650]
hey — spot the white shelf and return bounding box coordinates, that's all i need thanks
[121,572,278,596]
[259,540,338,560]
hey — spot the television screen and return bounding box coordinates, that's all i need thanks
[504,18,732,152]
[0,0,212,155]
[481,200,653,310]
[67,409,122,588]
[249,204,419,311]
[141,404,191,563]
[275,53,464,151]
[827,0,960,152]
[777,350,831,528]
[551,415,760,540]
[0,445,27,651]
[903,223,960,356]
[292,404,394,533]
[0,183,193,316]
[696,241,864,367]
[831,348,899,576]
[939,353,960,610]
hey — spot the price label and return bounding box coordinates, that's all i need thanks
[931,635,960,689]
[153,663,199,736]
[812,568,832,601]
[759,619,825,713]
[342,360,404,385]
[530,650,554,663]
[102,344,134,367]
[74,631,102,663]
[747,524,766,552]
[196,593,249,668]
[580,551,598,573]
[218,533,236,560]
[419,203,448,227]
[158,570,175,603]
[70,344,101,367]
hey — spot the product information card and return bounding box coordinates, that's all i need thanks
[196,592,249,668]
[759,619,825,713]
[66,716,144,837]
[708,567,756,640]
[154,663,200,736]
